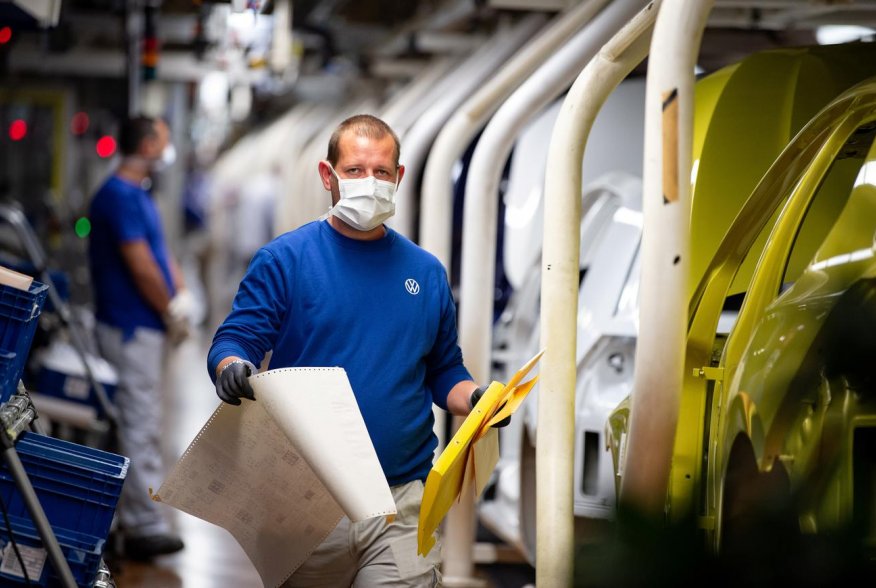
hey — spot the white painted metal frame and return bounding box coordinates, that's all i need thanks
[453,0,650,584]
[539,3,660,584]
[434,7,613,586]
[462,0,650,434]
[390,14,547,239]
[618,0,715,516]
[419,0,611,274]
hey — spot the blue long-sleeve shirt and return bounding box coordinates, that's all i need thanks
[208,220,472,485]
[89,175,176,337]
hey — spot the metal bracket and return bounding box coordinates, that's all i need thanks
[698,515,716,530]
[692,366,724,381]
[0,391,37,442]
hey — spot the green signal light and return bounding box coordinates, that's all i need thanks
[74,217,91,238]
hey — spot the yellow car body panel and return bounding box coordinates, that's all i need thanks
[670,43,876,526]
[693,79,876,545]
[714,107,876,538]
[689,44,876,301]
[609,43,876,550]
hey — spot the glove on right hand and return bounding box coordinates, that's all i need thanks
[470,386,511,428]
[216,359,257,405]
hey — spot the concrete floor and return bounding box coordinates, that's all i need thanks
[106,332,263,587]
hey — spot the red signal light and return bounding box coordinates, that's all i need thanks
[8,119,26,141]
[96,135,117,158]
[0,27,11,45]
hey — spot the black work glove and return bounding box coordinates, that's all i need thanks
[470,386,511,428]
[216,359,257,405]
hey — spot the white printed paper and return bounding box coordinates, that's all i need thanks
[154,367,396,588]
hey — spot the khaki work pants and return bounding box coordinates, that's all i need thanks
[283,480,442,587]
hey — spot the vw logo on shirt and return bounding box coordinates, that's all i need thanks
[405,278,420,295]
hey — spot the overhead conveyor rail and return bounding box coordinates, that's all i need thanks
[709,0,876,30]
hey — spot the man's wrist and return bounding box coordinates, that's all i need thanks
[469,386,485,411]
[216,357,242,378]
[219,358,254,378]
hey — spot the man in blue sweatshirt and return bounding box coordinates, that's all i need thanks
[208,114,492,586]
[90,115,190,560]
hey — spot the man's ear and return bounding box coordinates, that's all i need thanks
[317,160,334,191]
[139,135,159,159]
[396,164,406,187]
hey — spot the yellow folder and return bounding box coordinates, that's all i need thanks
[417,349,544,556]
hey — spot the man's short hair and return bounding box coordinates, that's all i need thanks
[118,115,158,156]
[327,114,400,167]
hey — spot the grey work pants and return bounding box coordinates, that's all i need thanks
[96,324,172,538]
[283,480,442,588]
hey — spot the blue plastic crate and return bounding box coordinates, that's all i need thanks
[0,460,124,532]
[0,433,128,543]
[0,513,103,587]
[36,366,117,417]
[0,350,17,401]
[0,259,69,313]
[13,434,124,473]
[0,280,49,403]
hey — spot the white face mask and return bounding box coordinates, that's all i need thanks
[328,166,398,231]
[152,143,177,172]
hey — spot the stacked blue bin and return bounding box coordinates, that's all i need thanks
[0,514,103,586]
[0,433,129,586]
[0,277,129,586]
[0,280,49,403]
[0,350,18,402]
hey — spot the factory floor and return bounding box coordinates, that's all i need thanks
[105,332,262,587]
[95,329,535,588]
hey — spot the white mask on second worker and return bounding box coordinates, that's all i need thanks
[151,143,177,172]
[329,166,398,231]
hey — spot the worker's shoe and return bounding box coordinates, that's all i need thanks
[123,533,185,561]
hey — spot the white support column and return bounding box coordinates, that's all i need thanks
[439,7,613,586]
[462,0,652,434]
[539,4,661,585]
[618,0,714,517]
